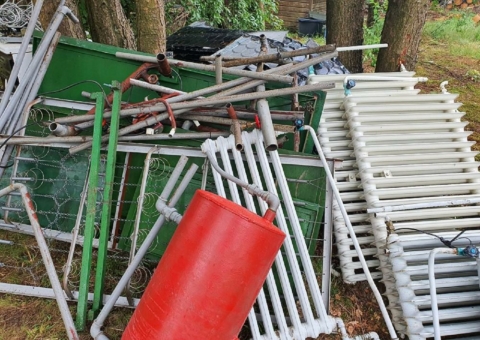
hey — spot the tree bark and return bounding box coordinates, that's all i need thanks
[84,0,136,49]
[326,0,365,73]
[37,0,85,39]
[135,0,166,54]
[375,0,429,72]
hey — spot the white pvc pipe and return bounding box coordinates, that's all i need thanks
[428,248,458,340]
[337,43,388,52]
[302,125,398,340]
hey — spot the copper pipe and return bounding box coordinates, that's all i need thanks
[156,53,172,78]
[226,103,243,151]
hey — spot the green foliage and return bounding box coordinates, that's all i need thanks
[466,69,480,82]
[177,0,283,30]
[423,11,480,59]
[363,0,388,67]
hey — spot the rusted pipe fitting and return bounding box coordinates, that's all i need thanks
[226,103,243,151]
[49,122,78,137]
[140,71,159,84]
[157,53,172,78]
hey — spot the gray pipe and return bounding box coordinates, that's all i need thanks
[0,0,44,116]
[218,51,338,98]
[0,183,79,340]
[91,158,198,340]
[57,81,333,126]
[183,108,304,121]
[0,31,63,178]
[0,6,76,132]
[0,131,230,145]
[67,81,333,154]
[256,93,277,151]
[49,122,78,136]
[202,143,279,217]
[215,54,223,85]
[115,52,293,84]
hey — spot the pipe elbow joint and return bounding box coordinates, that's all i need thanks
[90,320,108,340]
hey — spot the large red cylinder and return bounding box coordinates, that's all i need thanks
[122,189,285,340]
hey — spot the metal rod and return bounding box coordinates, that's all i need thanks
[115,52,293,84]
[0,183,79,340]
[223,44,336,67]
[125,146,159,301]
[0,6,75,131]
[68,82,333,154]
[75,92,105,331]
[301,125,399,340]
[0,131,231,145]
[215,54,223,84]
[216,51,338,98]
[57,81,334,125]
[226,103,242,151]
[0,0,44,116]
[201,44,336,63]
[91,156,194,340]
[63,166,90,299]
[92,81,122,315]
[429,248,458,340]
[202,139,278,222]
[186,108,304,120]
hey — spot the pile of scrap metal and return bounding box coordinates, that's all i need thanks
[0,2,400,340]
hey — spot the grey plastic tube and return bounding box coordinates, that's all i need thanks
[91,158,198,340]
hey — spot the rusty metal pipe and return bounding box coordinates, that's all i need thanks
[217,51,338,98]
[115,52,294,84]
[226,103,243,151]
[219,44,336,67]
[156,53,172,78]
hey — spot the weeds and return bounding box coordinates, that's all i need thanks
[423,10,480,59]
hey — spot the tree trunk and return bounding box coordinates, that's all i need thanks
[375,0,429,72]
[326,0,365,73]
[37,0,85,39]
[135,0,166,54]
[84,0,136,49]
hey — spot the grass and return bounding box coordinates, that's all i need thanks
[1,6,480,340]
[423,10,480,59]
